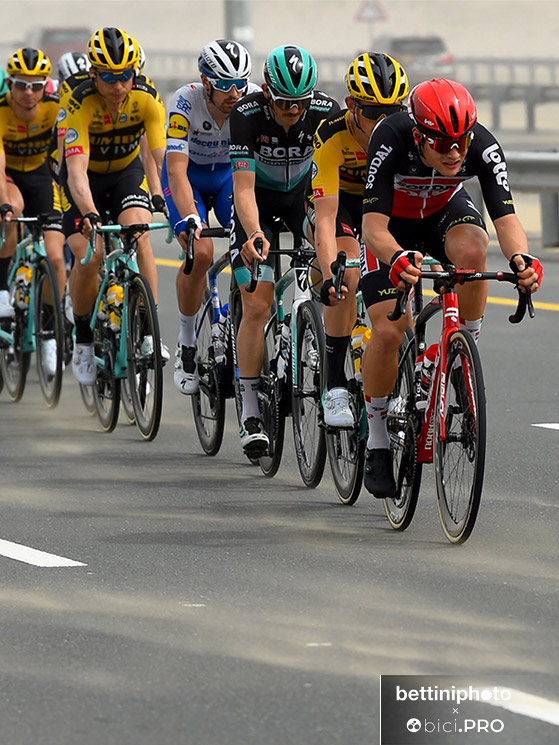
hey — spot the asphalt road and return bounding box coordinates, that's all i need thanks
[0,233,558,745]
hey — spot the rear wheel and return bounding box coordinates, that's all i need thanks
[258,314,286,478]
[79,383,96,415]
[434,330,486,544]
[384,327,422,530]
[292,301,326,488]
[325,344,365,505]
[92,316,120,433]
[34,257,64,408]
[191,290,226,455]
[0,269,30,402]
[126,274,163,441]
[120,377,136,424]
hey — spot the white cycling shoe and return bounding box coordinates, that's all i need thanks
[0,290,14,318]
[41,339,58,377]
[323,387,355,428]
[174,344,199,394]
[72,343,96,385]
[141,335,170,363]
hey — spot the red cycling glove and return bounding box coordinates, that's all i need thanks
[389,250,418,287]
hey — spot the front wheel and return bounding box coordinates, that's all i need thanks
[292,301,326,488]
[434,330,486,544]
[126,274,163,441]
[191,290,226,455]
[92,314,120,433]
[258,315,286,478]
[384,327,422,530]
[0,305,30,402]
[34,257,64,408]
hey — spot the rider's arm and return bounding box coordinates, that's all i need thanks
[0,151,10,206]
[314,195,340,280]
[232,168,269,263]
[362,212,421,287]
[65,152,97,217]
[141,135,163,197]
[494,212,540,290]
[166,151,198,221]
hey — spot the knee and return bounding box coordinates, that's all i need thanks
[446,226,488,268]
[370,319,405,356]
[241,292,272,326]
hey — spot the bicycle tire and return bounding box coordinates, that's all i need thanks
[34,257,64,408]
[126,274,163,441]
[79,383,96,415]
[92,314,120,433]
[325,344,365,505]
[384,327,422,530]
[120,377,136,425]
[434,329,486,544]
[191,289,226,455]
[259,314,286,478]
[292,300,327,488]
[0,274,30,402]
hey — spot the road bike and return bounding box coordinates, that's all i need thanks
[79,221,170,440]
[0,214,64,407]
[385,264,534,543]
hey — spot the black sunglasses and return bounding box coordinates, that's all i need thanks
[354,101,404,120]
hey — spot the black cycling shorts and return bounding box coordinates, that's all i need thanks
[7,162,63,232]
[306,190,363,240]
[360,187,487,308]
[61,157,151,237]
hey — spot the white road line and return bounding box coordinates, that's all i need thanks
[486,687,559,726]
[532,423,559,431]
[0,539,86,567]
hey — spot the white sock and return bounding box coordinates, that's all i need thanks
[240,377,261,422]
[365,395,390,450]
[178,312,197,348]
[460,316,483,344]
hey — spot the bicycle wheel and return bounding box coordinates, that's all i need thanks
[126,274,163,441]
[434,329,486,544]
[79,383,96,415]
[0,288,30,402]
[92,316,120,433]
[384,327,422,530]
[325,345,365,505]
[120,377,136,425]
[259,315,286,478]
[292,300,327,488]
[191,290,226,455]
[34,257,64,408]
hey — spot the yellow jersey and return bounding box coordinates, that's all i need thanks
[61,77,166,174]
[311,109,368,200]
[0,91,59,172]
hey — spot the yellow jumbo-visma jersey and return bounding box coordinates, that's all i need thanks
[60,77,166,174]
[311,109,368,200]
[0,91,59,172]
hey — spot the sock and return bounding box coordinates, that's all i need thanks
[74,313,93,344]
[325,334,350,390]
[178,311,197,347]
[240,376,261,422]
[460,316,483,344]
[365,395,390,450]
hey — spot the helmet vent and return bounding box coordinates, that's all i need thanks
[449,105,459,133]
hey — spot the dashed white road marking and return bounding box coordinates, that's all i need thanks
[0,539,86,567]
[486,687,559,726]
[532,423,559,431]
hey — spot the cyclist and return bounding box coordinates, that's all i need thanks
[0,47,65,374]
[229,44,338,456]
[306,52,408,427]
[360,78,543,498]
[162,39,259,395]
[59,27,167,385]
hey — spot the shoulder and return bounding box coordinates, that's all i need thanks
[309,91,339,116]
[231,91,265,119]
[0,93,9,110]
[42,90,59,105]
[132,75,162,104]
[168,83,203,114]
[69,78,96,105]
[315,108,348,141]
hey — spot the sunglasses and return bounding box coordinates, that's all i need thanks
[354,101,404,121]
[210,78,247,93]
[422,130,474,154]
[268,88,313,110]
[9,77,47,92]
[94,68,135,84]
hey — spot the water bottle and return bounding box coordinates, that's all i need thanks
[211,304,228,365]
[276,314,291,380]
[416,343,438,408]
[15,264,32,309]
[351,323,372,382]
[107,282,124,331]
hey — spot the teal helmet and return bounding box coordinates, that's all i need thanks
[0,66,7,96]
[263,45,317,97]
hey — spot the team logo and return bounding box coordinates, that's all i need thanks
[57,108,67,123]
[168,113,189,139]
[311,161,318,180]
[119,113,128,123]
[407,718,422,733]
[203,120,211,130]
[65,128,79,145]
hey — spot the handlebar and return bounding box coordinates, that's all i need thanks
[183,218,198,275]
[387,268,535,324]
[246,237,264,294]
[81,221,171,266]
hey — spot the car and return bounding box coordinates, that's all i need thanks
[373,34,455,89]
[24,26,91,65]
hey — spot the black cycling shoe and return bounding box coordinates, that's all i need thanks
[240,416,269,458]
[364,448,397,499]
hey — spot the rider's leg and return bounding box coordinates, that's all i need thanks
[0,182,23,317]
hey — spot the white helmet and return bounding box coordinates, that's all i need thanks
[136,44,146,75]
[57,52,90,82]
[198,39,251,79]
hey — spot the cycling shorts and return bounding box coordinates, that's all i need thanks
[230,181,308,286]
[61,157,151,237]
[305,191,363,241]
[162,159,232,230]
[360,187,486,308]
[6,162,62,232]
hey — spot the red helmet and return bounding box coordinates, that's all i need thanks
[410,79,477,139]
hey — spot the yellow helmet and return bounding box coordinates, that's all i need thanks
[7,47,51,77]
[87,27,139,72]
[346,52,408,105]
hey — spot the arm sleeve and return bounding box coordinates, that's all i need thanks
[143,92,167,153]
[471,125,516,222]
[229,107,255,173]
[64,96,90,159]
[362,122,400,217]
[165,89,191,156]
